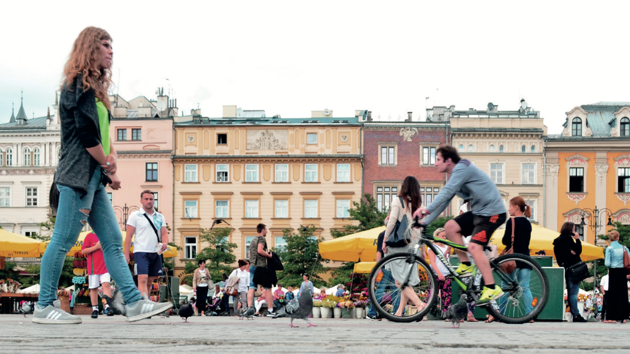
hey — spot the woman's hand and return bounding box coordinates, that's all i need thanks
[103,154,117,175]
[382,243,388,254]
[109,174,121,190]
[437,272,445,281]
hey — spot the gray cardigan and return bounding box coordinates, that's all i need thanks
[54,75,109,197]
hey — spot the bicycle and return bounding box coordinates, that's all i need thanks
[368,218,549,324]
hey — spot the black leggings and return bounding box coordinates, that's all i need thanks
[196,286,209,314]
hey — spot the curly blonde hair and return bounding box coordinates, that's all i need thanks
[62,27,113,109]
[433,228,446,238]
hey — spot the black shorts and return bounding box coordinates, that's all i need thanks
[453,211,507,247]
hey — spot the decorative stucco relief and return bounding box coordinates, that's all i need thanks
[399,127,418,142]
[247,130,287,150]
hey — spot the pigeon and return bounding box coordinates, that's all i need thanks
[178,303,194,323]
[445,295,469,328]
[20,303,32,318]
[102,288,126,315]
[238,306,255,320]
[272,287,315,328]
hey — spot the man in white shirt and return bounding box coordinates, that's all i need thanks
[600,273,609,321]
[125,190,169,297]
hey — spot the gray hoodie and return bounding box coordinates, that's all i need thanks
[424,159,506,225]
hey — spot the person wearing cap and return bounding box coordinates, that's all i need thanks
[299,273,314,298]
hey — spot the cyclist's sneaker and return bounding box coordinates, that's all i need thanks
[125,299,173,323]
[453,263,475,278]
[91,310,99,319]
[477,286,504,306]
[32,300,82,324]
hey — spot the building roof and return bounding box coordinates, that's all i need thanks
[0,116,48,130]
[578,102,630,137]
[175,116,361,126]
[9,105,15,123]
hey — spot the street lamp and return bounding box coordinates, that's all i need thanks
[577,206,615,293]
[113,203,139,230]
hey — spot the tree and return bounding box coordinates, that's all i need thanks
[195,227,237,283]
[424,216,454,238]
[276,225,328,288]
[589,222,630,291]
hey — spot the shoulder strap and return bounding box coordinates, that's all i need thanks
[142,212,161,242]
[511,217,515,242]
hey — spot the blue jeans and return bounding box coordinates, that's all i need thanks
[368,269,401,317]
[499,267,533,314]
[566,273,580,317]
[38,168,143,308]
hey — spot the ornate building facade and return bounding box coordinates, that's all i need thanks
[171,107,363,273]
[544,102,630,244]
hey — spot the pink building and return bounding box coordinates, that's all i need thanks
[107,92,175,234]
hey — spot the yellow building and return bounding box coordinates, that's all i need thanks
[171,106,363,273]
[544,102,630,244]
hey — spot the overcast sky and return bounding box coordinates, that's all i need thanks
[2,0,629,133]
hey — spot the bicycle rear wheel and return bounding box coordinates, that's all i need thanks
[368,252,437,322]
[486,253,549,324]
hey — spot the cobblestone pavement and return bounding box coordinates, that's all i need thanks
[1,314,629,354]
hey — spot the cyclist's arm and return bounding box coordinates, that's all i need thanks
[423,165,470,225]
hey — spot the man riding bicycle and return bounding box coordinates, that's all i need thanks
[413,144,507,305]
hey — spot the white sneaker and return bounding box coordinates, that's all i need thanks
[32,300,81,324]
[125,299,173,323]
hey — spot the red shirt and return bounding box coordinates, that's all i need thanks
[82,232,108,275]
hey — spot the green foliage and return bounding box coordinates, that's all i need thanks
[424,216,454,238]
[276,225,328,288]
[195,227,237,283]
[589,222,630,291]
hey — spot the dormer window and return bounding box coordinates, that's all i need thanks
[621,117,630,137]
[572,118,582,136]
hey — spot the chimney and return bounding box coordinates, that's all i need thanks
[407,112,413,122]
[367,111,372,121]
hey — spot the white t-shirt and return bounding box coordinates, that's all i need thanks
[127,209,166,253]
[198,269,209,287]
[431,244,451,276]
[600,274,609,291]
[230,268,250,293]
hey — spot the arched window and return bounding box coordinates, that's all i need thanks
[531,145,535,153]
[572,118,582,136]
[499,145,504,152]
[459,144,464,151]
[0,148,3,167]
[489,145,495,152]
[33,148,40,166]
[468,145,473,152]
[5,148,13,166]
[621,117,630,137]
[521,145,526,153]
[23,148,31,166]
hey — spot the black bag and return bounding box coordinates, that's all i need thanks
[567,261,589,283]
[267,252,284,271]
[384,197,411,248]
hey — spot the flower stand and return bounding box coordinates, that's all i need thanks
[333,307,342,318]
[355,307,365,319]
[341,308,353,318]
[321,307,333,318]
[312,307,321,318]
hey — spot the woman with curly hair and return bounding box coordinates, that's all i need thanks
[34,27,172,324]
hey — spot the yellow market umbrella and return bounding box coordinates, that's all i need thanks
[39,230,177,258]
[354,262,376,274]
[319,226,386,262]
[0,229,42,257]
[490,223,604,261]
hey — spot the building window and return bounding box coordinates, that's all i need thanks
[618,167,630,193]
[569,167,584,192]
[33,148,40,166]
[216,164,229,182]
[184,200,198,218]
[217,133,227,145]
[459,144,464,151]
[525,199,536,221]
[490,163,504,184]
[489,145,495,152]
[0,149,3,167]
[245,164,259,182]
[245,236,256,259]
[306,133,317,144]
[380,146,396,165]
[337,164,350,182]
[274,236,287,252]
[522,163,536,184]
[376,186,398,212]
[25,187,38,206]
[275,164,288,182]
[5,147,12,166]
[499,145,504,153]
[117,129,127,141]
[304,200,318,218]
[132,129,141,141]
[572,118,582,136]
[621,118,630,137]
[422,147,436,165]
[0,187,10,206]
[421,187,439,208]
[245,200,259,218]
[275,200,288,218]
[305,164,318,182]
[336,199,350,218]
[521,145,526,153]
[216,200,229,218]
[107,192,112,205]
[185,237,197,259]
[146,162,158,182]
[531,145,535,153]
[468,145,473,152]
[152,192,158,209]
[184,164,198,182]
[23,148,31,166]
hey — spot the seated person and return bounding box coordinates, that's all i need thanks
[273,284,285,310]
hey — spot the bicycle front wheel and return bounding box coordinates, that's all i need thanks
[486,253,550,324]
[368,252,437,322]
